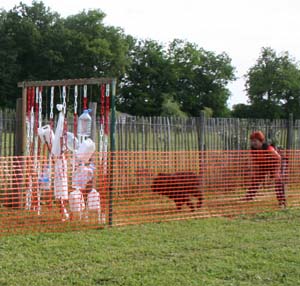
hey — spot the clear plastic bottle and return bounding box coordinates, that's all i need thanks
[76,138,96,164]
[78,109,92,138]
[39,165,51,190]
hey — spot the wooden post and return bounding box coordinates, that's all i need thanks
[197,111,206,193]
[236,118,241,150]
[108,79,117,227]
[287,113,294,149]
[197,111,206,151]
[10,111,14,156]
[141,116,145,151]
[0,109,2,156]
[133,116,137,151]
[15,98,23,156]
[22,87,27,156]
[3,110,7,156]
[167,117,171,151]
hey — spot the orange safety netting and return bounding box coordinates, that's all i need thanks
[0,150,298,236]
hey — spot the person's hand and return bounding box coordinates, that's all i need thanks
[274,170,281,180]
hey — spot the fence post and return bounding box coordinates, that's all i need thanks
[15,98,23,156]
[197,111,206,195]
[236,118,241,150]
[21,86,27,156]
[0,109,2,157]
[109,79,117,227]
[198,111,206,151]
[287,113,294,149]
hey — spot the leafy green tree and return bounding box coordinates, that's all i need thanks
[0,1,131,107]
[0,10,20,107]
[202,107,213,118]
[168,39,235,117]
[1,1,236,115]
[118,40,173,116]
[62,10,131,78]
[119,39,235,117]
[245,47,300,119]
[231,104,254,118]
[161,93,187,117]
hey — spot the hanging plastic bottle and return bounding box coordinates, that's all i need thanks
[87,189,100,211]
[76,138,96,164]
[39,165,51,190]
[87,189,101,224]
[78,109,92,139]
[72,164,94,190]
[66,132,79,152]
[38,125,55,146]
[69,188,85,220]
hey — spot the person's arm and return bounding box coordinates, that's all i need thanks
[267,146,281,174]
[267,146,281,161]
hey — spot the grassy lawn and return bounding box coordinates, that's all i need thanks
[1,209,300,286]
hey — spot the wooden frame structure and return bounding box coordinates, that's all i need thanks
[18,77,117,225]
[18,77,117,156]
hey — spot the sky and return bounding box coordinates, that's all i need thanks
[2,0,300,107]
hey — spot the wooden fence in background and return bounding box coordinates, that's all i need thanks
[1,106,300,156]
[115,113,299,151]
[0,109,17,156]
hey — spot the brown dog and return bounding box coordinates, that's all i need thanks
[151,172,203,211]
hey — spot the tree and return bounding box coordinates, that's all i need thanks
[0,1,131,107]
[0,10,20,107]
[202,107,213,118]
[119,39,235,117]
[1,1,236,115]
[231,104,254,118]
[61,10,131,79]
[245,47,300,119]
[161,93,187,117]
[168,39,235,117]
[118,40,173,116]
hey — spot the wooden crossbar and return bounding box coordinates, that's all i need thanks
[18,77,115,88]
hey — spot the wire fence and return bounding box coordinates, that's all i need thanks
[0,150,299,236]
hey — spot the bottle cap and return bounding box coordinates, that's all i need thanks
[56,104,63,111]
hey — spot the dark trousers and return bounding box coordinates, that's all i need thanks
[246,169,286,207]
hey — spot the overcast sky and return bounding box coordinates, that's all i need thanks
[2,0,300,107]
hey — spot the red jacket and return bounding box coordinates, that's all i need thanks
[251,144,281,171]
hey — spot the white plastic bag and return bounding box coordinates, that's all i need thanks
[54,155,68,200]
[52,104,65,156]
[67,132,79,152]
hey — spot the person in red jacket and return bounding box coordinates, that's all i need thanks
[244,131,286,207]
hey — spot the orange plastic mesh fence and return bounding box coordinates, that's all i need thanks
[0,150,298,235]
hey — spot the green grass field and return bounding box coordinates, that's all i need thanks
[1,209,300,286]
